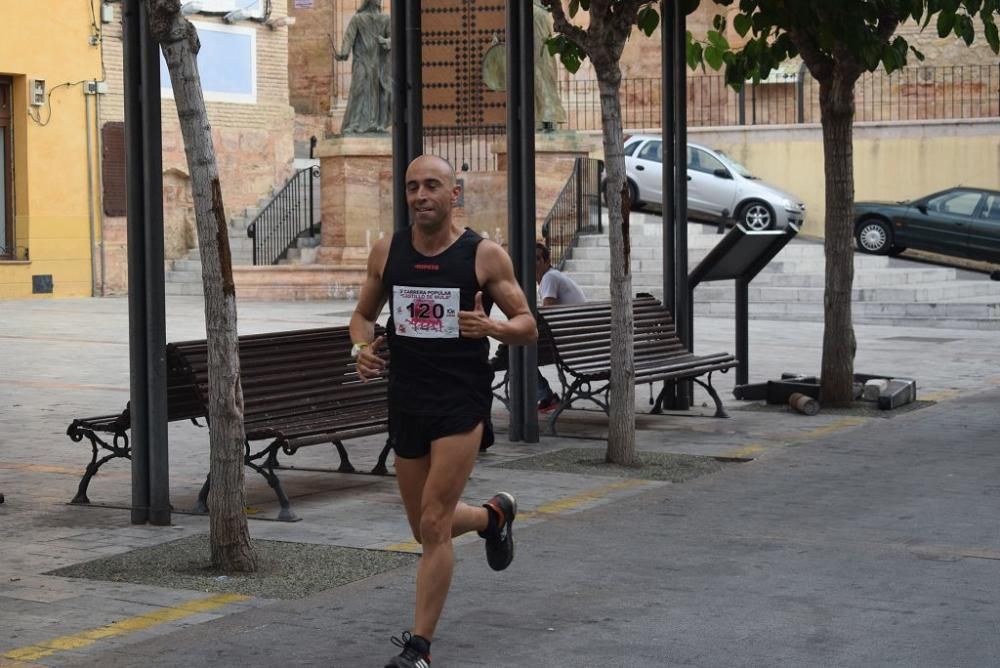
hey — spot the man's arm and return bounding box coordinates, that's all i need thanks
[350,237,390,379]
[460,240,537,345]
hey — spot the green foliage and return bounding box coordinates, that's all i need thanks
[543,1,700,73]
[697,0,1000,86]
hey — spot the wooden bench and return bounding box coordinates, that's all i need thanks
[536,294,737,434]
[67,326,391,521]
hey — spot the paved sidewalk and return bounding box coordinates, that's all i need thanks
[1,296,998,667]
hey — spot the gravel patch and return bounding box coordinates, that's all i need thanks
[47,535,418,600]
[731,399,935,418]
[499,447,729,482]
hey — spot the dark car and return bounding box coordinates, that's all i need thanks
[854,187,1000,262]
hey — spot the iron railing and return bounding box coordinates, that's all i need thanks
[247,165,319,266]
[0,244,28,261]
[423,125,506,173]
[541,157,604,270]
[560,63,1000,130]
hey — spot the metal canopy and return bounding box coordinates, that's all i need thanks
[689,223,801,385]
[660,0,692,410]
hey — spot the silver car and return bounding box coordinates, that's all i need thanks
[622,135,806,230]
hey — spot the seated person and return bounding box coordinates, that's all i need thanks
[534,242,587,412]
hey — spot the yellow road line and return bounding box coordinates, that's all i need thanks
[2,593,249,662]
[921,389,961,402]
[532,479,649,515]
[0,462,115,477]
[723,416,867,459]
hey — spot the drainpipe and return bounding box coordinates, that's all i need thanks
[95,87,106,296]
[85,84,98,297]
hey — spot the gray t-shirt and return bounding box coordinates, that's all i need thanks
[539,268,587,305]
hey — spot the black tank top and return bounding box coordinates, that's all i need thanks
[382,227,495,416]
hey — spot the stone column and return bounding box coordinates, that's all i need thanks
[315,135,395,267]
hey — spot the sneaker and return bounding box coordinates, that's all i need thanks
[482,492,517,571]
[538,394,561,413]
[385,632,431,668]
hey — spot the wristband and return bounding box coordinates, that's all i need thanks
[350,342,369,359]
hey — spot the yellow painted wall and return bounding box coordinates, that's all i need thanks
[689,120,1000,238]
[0,2,102,298]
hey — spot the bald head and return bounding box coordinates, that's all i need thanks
[406,155,456,187]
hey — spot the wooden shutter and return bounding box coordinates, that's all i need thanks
[101,122,127,217]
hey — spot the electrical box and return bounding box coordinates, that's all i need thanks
[101,3,114,23]
[29,79,45,106]
[84,81,109,96]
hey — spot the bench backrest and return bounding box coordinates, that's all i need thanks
[166,326,388,424]
[537,295,687,375]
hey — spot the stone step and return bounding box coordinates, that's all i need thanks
[750,266,958,287]
[579,279,1000,304]
[568,242,832,261]
[577,287,999,329]
[164,281,205,297]
[563,251,891,276]
[280,246,319,264]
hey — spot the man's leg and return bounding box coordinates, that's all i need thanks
[395,423,485,641]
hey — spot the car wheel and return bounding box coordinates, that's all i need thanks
[739,201,774,231]
[855,218,893,255]
[627,180,641,210]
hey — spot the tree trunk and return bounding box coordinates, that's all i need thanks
[818,74,858,406]
[595,66,638,466]
[147,0,257,572]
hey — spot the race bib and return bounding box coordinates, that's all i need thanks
[393,286,461,339]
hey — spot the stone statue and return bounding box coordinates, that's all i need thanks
[533,0,566,131]
[335,0,391,135]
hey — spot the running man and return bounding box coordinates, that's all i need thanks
[350,155,538,668]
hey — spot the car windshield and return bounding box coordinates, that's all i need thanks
[714,151,757,179]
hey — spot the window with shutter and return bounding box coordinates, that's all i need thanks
[0,77,14,260]
[101,122,127,217]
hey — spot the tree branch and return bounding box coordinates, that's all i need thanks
[787,26,833,82]
[544,0,591,52]
[148,0,199,52]
[606,0,646,60]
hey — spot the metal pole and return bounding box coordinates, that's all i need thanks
[797,63,808,124]
[661,0,675,315]
[506,0,538,443]
[123,0,149,525]
[138,0,170,526]
[390,0,408,231]
[735,278,749,386]
[405,1,422,164]
[673,1,691,408]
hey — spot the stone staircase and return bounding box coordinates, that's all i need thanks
[165,160,322,297]
[562,211,1000,330]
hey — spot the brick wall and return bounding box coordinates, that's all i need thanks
[98,4,296,293]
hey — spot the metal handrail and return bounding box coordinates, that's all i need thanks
[247,165,320,266]
[541,157,604,271]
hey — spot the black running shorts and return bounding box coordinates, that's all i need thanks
[389,410,495,459]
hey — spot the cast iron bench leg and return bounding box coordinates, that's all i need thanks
[371,438,393,475]
[68,427,130,505]
[194,474,210,514]
[693,375,729,418]
[333,441,356,473]
[546,379,585,436]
